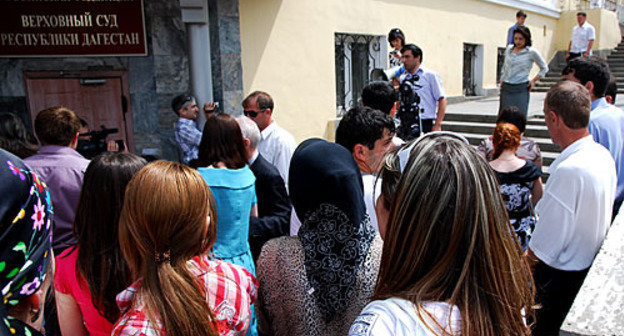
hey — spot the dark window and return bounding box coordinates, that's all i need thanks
[335,33,383,114]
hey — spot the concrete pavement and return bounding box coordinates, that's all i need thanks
[447,91,624,117]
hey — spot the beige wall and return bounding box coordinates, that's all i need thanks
[239,0,559,142]
[554,9,621,51]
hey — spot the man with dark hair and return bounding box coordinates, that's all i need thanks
[172,94,216,164]
[25,106,90,254]
[242,90,295,184]
[236,116,290,261]
[507,10,527,46]
[398,43,447,135]
[562,56,624,216]
[335,106,396,232]
[527,81,616,336]
[567,11,595,61]
[362,81,397,115]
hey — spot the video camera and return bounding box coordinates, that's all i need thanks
[370,67,423,140]
[76,125,124,159]
[396,74,423,141]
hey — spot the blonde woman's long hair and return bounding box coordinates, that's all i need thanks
[119,161,218,336]
[374,136,534,336]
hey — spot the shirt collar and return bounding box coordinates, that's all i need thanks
[550,135,593,172]
[591,97,609,110]
[261,121,277,139]
[38,145,84,157]
[250,151,259,165]
[407,66,424,76]
[178,117,196,126]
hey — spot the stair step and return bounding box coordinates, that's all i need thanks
[455,132,554,180]
[451,130,559,153]
[442,120,550,138]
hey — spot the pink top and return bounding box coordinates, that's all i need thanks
[54,247,114,336]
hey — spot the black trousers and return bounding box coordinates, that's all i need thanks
[421,119,433,134]
[532,262,589,336]
[568,52,582,62]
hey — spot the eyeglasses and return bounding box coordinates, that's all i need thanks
[243,109,265,118]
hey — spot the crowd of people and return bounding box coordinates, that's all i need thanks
[0,18,622,336]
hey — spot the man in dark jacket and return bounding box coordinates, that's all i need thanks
[236,116,291,261]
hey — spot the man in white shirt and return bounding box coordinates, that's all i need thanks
[567,12,595,62]
[397,44,447,139]
[527,81,616,336]
[242,91,296,185]
[335,106,396,233]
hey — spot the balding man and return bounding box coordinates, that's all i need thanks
[527,81,616,335]
[236,116,291,261]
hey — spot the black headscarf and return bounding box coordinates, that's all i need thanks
[0,149,53,336]
[289,139,375,322]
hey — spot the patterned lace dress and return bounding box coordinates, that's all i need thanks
[494,161,542,250]
[256,235,383,336]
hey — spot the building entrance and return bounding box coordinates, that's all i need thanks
[24,71,134,150]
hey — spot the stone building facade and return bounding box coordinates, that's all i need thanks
[0,0,243,160]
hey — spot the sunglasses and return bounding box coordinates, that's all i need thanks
[243,109,265,118]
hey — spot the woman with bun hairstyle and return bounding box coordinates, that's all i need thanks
[112,161,258,336]
[490,123,543,250]
[349,134,534,336]
[477,106,542,167]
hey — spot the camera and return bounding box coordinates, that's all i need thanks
[396,74,423,141]
[76,125,123,159]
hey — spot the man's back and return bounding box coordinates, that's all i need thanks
[25,145,89,253]
[249,154,291,260]
[589,99,624,214]
[530,136,616,271]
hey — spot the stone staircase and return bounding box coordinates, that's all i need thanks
[534,39,624,93]
[442,112,559,181]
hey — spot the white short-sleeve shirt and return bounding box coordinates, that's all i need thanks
[570,22,596,53]
[349,298,461,336]
[398,66,446,120]
[529,136,616,271]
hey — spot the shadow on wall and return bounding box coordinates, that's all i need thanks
[239,0,284,92]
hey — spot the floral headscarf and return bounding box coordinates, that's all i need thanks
[0,149,53,335]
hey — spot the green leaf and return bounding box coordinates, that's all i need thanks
[5,268,18,278]
[12,242,26,255]
[0,262,5,273]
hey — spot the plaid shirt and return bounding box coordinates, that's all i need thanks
[174,118,202,164]
[112,255,258,336]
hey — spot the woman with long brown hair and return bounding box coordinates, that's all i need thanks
[55,152,146,336]
[112,161,258,336]
[489,123,543,250]
[349,134,534,336]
